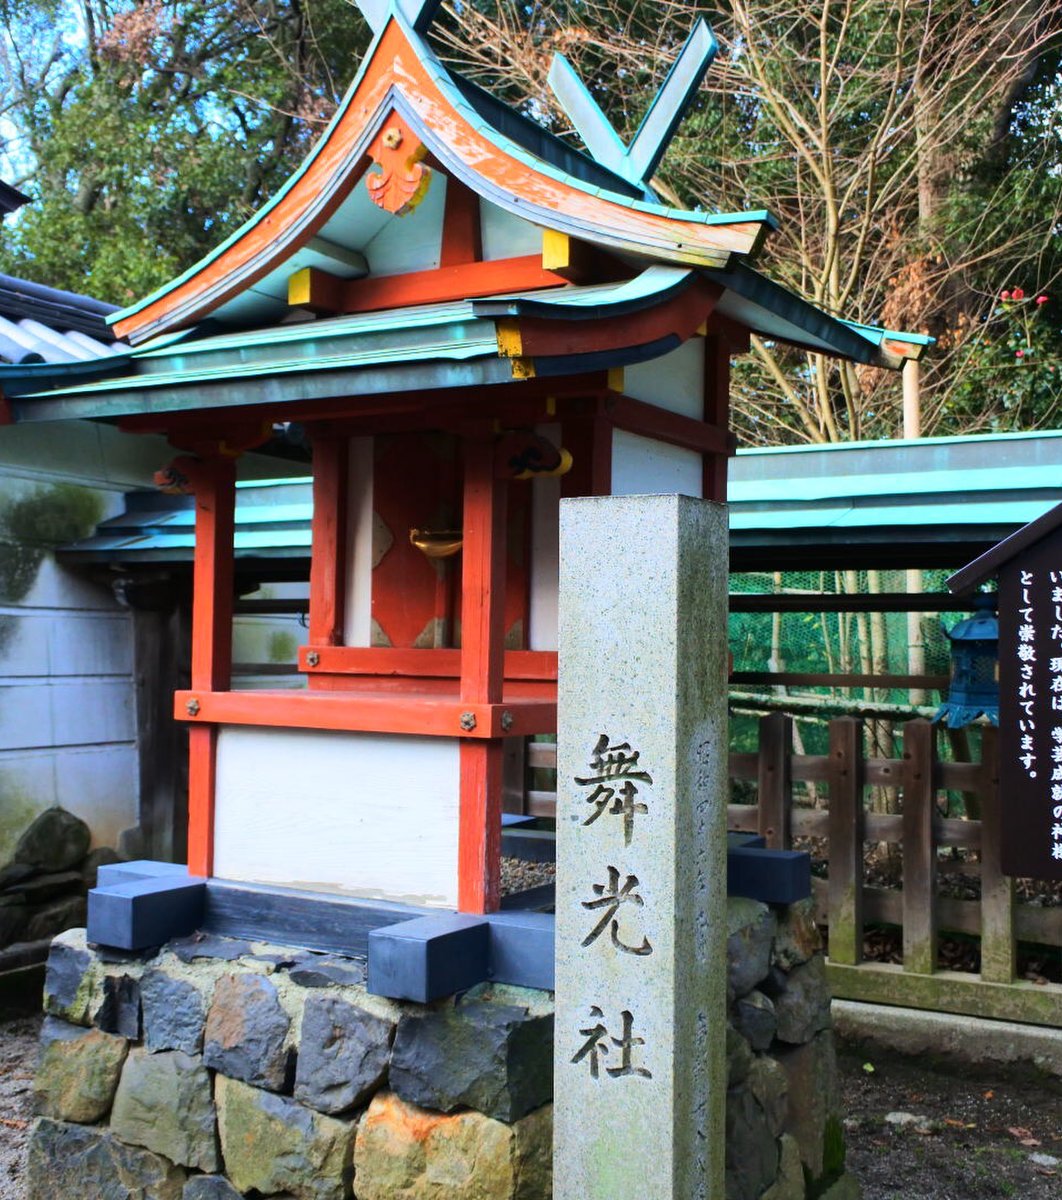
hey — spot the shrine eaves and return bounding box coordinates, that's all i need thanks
[0,0,930,423]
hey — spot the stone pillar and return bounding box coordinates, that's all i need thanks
[554,494,729,1200]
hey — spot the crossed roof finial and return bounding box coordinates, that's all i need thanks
[548,19,718,192]
[357,0,443,35]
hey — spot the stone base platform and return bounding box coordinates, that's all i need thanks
[27,896,858,1199]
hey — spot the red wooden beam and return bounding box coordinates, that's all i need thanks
[606,393,730,457]
[308,431,349,646]
[174,688,556,739]
[298,646,557,680]
[343,256,568,314]
[458,434,508,914]
[498,277,721,360]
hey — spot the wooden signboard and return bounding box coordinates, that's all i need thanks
[952,503,1062,880]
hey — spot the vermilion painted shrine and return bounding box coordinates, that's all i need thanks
[0,1,926,924]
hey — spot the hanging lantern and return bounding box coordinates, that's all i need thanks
[934,592,999,728]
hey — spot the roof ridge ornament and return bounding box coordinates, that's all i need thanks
[548,18,718,193]
[356,0,443,35]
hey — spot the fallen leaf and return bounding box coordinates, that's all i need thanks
[943,1118,968,1128]
[983,1090,995,1100]
[1021,1138,1043,1148]
[862,1062,875,1074]
[0,1118,27,1130]
[1008,1127,1034,1140]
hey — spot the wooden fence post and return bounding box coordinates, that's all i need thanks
[757,712,792,850]
[828,717,865,965]
[978,727,1015,983]
[902,719,938,975]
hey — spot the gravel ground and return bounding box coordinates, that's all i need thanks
[1,1011,1058,1199]
[0,1016,37,1200]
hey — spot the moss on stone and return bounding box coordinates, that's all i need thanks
[0,790,43,866]
[2,483,105,548]
[268,630,299,663]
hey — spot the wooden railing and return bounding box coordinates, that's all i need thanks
[524,715,1062,1027]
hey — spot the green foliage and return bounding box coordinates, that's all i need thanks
[940,291,1062,432]
[0,0,370,302]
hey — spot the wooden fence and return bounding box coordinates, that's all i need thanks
[526,715,1062,1027]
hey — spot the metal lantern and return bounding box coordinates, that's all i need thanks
[934,592,999,728]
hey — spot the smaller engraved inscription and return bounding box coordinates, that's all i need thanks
[581,866,653,955]
[571,1006,653,1080]
[575,733,652,845]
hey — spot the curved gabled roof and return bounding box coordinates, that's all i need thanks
[112,12,775,346]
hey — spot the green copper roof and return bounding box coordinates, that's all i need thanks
[59,431,1062,574]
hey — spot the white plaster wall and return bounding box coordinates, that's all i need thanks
[611,429,703,498]
[480,200,543,261]
[529,424,561,652]
[213,726,461,907]
[623,338,705,419]
[363,173,446,276]
[343,437,374,647]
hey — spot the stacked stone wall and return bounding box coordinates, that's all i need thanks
[0,808,119,951]
[27,896,857,1199]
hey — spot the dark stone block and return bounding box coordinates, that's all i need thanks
[725,1085,780,1200]
[759,965,791,1000]
[486,911,554,990]
[88,877,204,951]
[43,938,95,1025]
[727,900,777,1000]
[0,862,36,890]
[203,973,291,1092]
[0,904,27,944]
[26,1117,186,1200]
[35,1018,129,1124]
[774,955,832,1045]
[368,914,489,1002]
[294,994,393,1114]
[727,845,811,905]
[726,1024,754,1088]
[25,896,87,942]
[110,1049,220,1173]
[390,999,553,1122]
[96,974,141,1040]
[142,970,206,1055]
[15,808,91,873]
[183,1177,243,1200]
[734,989,777,1052]
[289,956,368,989]
[97,860,189,888]
[171,934,254,964]
[7,871,85,905]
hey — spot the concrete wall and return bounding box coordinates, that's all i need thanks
[0,419,303,861]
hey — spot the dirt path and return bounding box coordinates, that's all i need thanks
[0,1017,37,1200]
[839,1042,1062,1199]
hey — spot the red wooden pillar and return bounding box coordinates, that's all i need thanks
[187,456,237,877]
[702,334,730,503]
[308,431,350,647]
[458,434,507,913]
[561,402,612,499]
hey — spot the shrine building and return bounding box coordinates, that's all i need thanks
[0,0,928,921]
